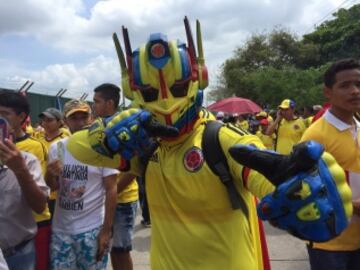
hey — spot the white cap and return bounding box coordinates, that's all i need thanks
[216,111,225,120]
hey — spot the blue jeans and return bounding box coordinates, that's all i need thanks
[112,201,138,252]
[4,239,36,270]
[307,245,360,270]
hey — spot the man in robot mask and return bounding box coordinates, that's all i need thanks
[67,17,353,270]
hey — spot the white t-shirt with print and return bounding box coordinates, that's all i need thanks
[48,138,119,234]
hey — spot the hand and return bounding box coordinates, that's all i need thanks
[46,160,62,178]
[353,199,360,216]
[229,141,322,186]
[96,228,111,261]
[229,141,353,242]
[88,108,178,160]
[0,139,26,171]
[276,109,283,121]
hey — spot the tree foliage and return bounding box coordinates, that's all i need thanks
[211,4,360,109]
[304,4,360,63]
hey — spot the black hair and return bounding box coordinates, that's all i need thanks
[0,90,30,117]
[324,58,360,88]
[94,83,120,108]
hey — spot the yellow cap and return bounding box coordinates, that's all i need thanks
[64,100,91,118]
[278,99,295,109]
[256,111,268,118]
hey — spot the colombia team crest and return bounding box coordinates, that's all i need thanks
[183,147,204,172]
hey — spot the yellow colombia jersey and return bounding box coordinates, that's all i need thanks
[142,118,274,270]
[117,178,139,204]
[303,116,314,128]
[275,118,306,155]
[37,132,69,200]
[16,134,51,222]
[256,131,275,150]
[66,114,275,270]
[237,120,249,131]
[37,132,69,151]
[301,111,360,251]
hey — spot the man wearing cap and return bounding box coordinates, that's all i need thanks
[216,111,225,122]
[38,108,68,151]
[266,99,306,154]
[256,111,274,124]
[256,119,275,150]
[38,108,70,223]
[45,100,118,270]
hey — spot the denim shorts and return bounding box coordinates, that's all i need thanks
[112,201,138,252]
[4,239,35,270]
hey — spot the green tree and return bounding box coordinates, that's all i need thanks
[210,4,360,109]
[303,4,360,63]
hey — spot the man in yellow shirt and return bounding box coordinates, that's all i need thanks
[38,108,68,151]
[266,99,306,154]
[93,83,139,270]
[301,58,360,270]
[38,108,69,217]
[256,119,275,150]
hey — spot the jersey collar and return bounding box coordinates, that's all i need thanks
[324,110,360,131]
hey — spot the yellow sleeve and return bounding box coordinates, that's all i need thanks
[66,130,141,175]
[218,126,275,199]
[247,170,275,199]
[300,122,324,144]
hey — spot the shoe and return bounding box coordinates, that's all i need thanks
[141,220,151,228]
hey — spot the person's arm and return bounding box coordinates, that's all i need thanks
[96,173,118,261]
[44,160,61,191]
[265,110,282,135]
[0,139,47,213]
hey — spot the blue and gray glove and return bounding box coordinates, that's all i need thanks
[88,108,178,160]
[229,141,352,242]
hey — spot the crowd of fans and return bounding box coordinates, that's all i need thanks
[0,57,359,270]
[215,101,323,151]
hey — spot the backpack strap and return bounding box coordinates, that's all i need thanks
[139,139,160,178]
[202,121,249,217]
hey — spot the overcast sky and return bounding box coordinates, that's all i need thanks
[0,0,355,103]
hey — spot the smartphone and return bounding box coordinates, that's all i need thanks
[0,117,9,142]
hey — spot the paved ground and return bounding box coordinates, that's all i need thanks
[265,223,310,270]
[128,214,310,270]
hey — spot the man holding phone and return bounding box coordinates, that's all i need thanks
[266,99,306,154]
[0,116,49,270]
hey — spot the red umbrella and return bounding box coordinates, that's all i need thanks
[208,97,262,115]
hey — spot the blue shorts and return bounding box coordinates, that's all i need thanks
[112,201,138,252]
[50,226,108,270]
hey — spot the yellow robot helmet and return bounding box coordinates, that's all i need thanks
[113,17,208,135]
